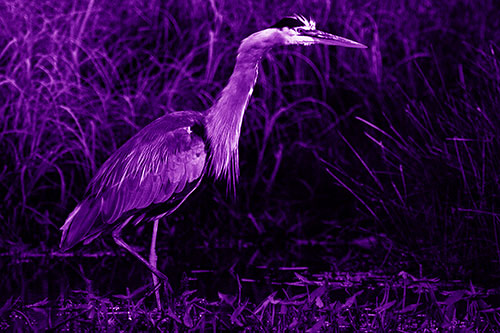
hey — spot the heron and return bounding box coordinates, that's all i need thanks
[60,14,366,308]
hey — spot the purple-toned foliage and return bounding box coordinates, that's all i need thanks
[1,0,500,330]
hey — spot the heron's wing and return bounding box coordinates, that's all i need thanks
[90,119,206,221]
[60,113,206,250]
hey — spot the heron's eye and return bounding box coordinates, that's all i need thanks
[296,28,305,34]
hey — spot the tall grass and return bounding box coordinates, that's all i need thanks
[0,0,499,284]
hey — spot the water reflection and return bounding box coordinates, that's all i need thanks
[1,241,337,306]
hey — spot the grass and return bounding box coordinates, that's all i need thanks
[3,266,500,331]
[1,0,499,330]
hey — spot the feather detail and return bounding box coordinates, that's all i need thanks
[60,112,207,250]
[292,14,316,30]
[60,197,101,250]
[205,33,262,193]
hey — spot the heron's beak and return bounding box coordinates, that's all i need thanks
[303,29,367,48]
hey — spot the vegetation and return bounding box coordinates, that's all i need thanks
[0,0,499,330]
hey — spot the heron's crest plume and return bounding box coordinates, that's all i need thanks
[271,14,316,30]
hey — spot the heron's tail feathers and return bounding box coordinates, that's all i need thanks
[60,198,100,251]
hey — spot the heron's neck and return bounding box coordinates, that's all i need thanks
[205,43,264,188]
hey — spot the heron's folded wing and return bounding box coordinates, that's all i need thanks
[60,115,206,250]
[92,125,207,224]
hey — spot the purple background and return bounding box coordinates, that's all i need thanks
[0,0,499,327]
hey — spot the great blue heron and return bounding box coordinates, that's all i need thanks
[60,14,366,308]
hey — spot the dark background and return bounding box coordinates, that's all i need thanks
[1,0,499,306]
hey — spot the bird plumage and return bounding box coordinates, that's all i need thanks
[60,111,206,250]
[205,37,260,191]
[60,16,366,306]
[61,14,366,251]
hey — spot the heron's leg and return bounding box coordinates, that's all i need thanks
[149,219,161,309]
[112,217,168,281]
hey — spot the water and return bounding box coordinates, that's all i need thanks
[1,241,336,305]
[2,242,497,331]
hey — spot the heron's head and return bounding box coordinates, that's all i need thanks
[270,15,367,48]
[241,15,366,55]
